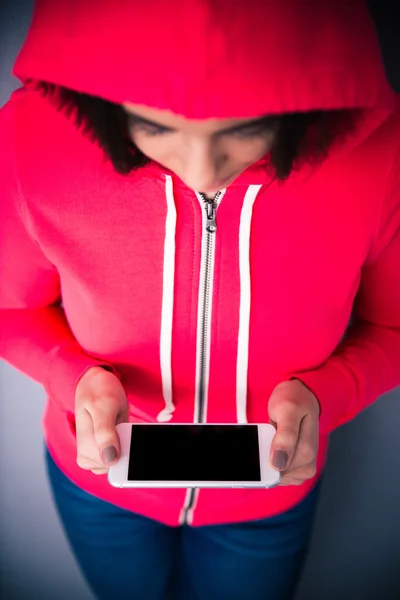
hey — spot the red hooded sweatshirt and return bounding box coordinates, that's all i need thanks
[1,0,399,527]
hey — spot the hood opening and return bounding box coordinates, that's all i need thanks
[25,78,372,185]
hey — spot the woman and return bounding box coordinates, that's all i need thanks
[1,0,399,599]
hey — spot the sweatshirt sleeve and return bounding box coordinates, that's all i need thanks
[291,146,400,435]
[0,97,120,414]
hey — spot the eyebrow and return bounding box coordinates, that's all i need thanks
[125,110,276,134]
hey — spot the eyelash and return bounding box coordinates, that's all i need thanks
[137,125,170,136]
[130,123,268,139]
[231,128,266,139]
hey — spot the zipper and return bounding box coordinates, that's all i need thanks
[181,190,222,525]
[196,191,221,421]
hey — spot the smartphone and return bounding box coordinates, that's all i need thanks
[108,423,280,488]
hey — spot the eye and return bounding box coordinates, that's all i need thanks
[133,124,171,137]
[229,126,269,139]
[126,115,172,137]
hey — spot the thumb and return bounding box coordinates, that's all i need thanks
[91,401,122,466]
[269,399,302,472]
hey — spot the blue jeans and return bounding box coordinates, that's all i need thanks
[45,445,320,600]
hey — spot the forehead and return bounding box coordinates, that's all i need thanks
[123,102,258,133]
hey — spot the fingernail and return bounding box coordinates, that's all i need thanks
[273,450,288,470]
[102,446,118,465]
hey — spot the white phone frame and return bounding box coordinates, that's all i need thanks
[108,423,281,489]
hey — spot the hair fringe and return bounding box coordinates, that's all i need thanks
[30,79,355,182]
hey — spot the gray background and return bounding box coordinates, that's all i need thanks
[1,2,399,599]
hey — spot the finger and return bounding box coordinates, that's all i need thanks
[89,399,122,466]
[78,451,109,473]
[76,409,117,474]
[75,405,95,442]
[269,402,302,471]
[279,476,307,487]
[279,464,317,486]
[77,452,105,470]
[75,408,103,469]
[280,462,317,483]
[296,411,319,466]
[280,412,319,475]
[90,467,109,475]
[277,413,319,487]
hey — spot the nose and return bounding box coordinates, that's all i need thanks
[180,138,227,192]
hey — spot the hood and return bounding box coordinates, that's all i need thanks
[14,0,395,119]
[12,0,397,180]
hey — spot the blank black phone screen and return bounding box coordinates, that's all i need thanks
[128,424,261,482]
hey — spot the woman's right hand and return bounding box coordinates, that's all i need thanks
[75,366,129,475]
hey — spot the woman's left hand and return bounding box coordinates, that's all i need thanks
[268,379,320,486]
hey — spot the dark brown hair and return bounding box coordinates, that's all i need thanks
[32,80,354,182]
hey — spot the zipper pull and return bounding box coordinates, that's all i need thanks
[205,200,217,233]
[201,191,221,234]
